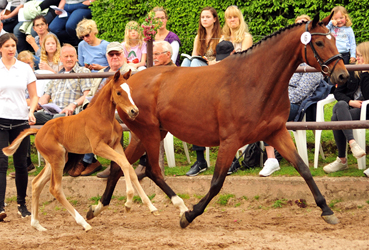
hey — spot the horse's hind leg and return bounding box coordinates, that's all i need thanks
[31,160,52,231]
[48,157,92,231]
[180,143,237,228]
[268,129,338,225]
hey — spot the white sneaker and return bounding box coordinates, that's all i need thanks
[259,158,280,177]
[323,157,348,173]
[350,141,366,159]
[364,168,369,177]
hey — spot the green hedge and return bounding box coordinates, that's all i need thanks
[91,0,369,56]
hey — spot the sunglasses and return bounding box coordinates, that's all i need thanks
[108,51,122,57]
[80,33,90,39]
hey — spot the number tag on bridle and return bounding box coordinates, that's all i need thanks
[300,32,311,45]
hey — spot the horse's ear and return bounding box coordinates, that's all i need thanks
[322,12,334,26]
[122,69,131,80]
[312,14,320,28]
[114,70,121,82]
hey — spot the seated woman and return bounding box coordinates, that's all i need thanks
[181,6,221,67]
[323,41,369,175]
[76,18,109,72]
[181,7,221,176]
[39,33,62,73]
[152,6,181,66]
[220,5,253,52]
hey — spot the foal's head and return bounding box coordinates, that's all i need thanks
[111,70,139,120]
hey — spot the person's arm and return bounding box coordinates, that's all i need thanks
[60,90,89,116]
[27,81,38,125]
[334,72,354,103]
[241,33,253,51]
[348,27,356,62]
[26,35,40,53]
[192,35,199,56]
[134,53,146,68]
[0,4,24,20]
[170,41,180,63]
[55,0,66,15]
[38,93,51,105]
[39,61,57,73]
[360,72,369,101]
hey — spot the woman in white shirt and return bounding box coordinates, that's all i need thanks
[0,33,38,220]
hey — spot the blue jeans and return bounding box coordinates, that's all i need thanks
[181,58,208,67]
[49,3,91,46]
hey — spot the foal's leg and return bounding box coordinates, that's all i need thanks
[267,129,338,225]
[48,156,92,231]
[94,142,157,214]
[87,134,145,220]
[180,143,237,228]
[31,161,52,231]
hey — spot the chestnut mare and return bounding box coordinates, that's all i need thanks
[88,15,349,227]
[3,71,158,231]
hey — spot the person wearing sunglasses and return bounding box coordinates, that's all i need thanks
[76,18,109,72]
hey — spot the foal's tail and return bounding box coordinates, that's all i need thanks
[2,128,38,156]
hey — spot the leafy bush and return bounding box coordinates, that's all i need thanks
[91,0,369,57]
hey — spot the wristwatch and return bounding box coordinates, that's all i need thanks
[72,101,78,107]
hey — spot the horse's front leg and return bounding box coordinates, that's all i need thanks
[180,143,237,228]
[268,128,339,225]
[93,142,158,214]
[87,133,146,220]
[144,131,189,217]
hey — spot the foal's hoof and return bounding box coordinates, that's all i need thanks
[86,208,95,220]
[125,206,131,213]
[322,214,340,225]
[180,213,190,228]
[152,210,160,216]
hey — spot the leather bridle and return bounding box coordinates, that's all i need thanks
[304,21,343,75]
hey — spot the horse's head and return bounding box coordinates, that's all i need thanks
[111,70,139,120]
[302,14,349,85]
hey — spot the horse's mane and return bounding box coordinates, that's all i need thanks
[234,21,325,56]
[87,76,114,108]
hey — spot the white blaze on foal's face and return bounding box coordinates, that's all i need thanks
[120,83,135,106]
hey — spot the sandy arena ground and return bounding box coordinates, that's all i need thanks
[2,176,369,250]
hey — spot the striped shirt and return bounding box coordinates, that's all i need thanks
[45,63,91,109]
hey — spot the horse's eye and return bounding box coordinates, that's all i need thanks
[117,91,121,96]
[315,41,324,47]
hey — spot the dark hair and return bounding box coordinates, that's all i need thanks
[33,15,47,26]
[0,33,18,48]
[196,7,221,56]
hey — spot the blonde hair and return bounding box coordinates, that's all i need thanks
[295,15,311,23]
[18,51,34,69]
[40,33,61,64]
[124,21,143,51]
[355,41,369,78]
[222,6,250,43]
[76,18,98,39]
[331,6,352,27]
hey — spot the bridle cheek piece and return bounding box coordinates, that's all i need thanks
[304,21,343,75]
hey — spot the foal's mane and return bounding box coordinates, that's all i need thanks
[87,76,114,108]
[234,21,325,56]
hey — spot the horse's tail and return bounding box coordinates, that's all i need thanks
[2,128,39,156]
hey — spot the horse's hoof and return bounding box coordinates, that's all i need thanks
[125,206,131,213]
[152,210,160,216]
[86,208,95,220]
[322,214,340,225]
[84,224,93,232]
[180,213,190,228]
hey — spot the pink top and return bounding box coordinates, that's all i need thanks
[122,42,147,63]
